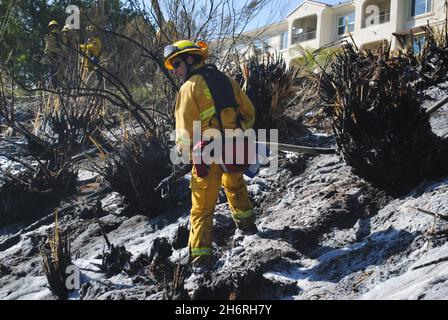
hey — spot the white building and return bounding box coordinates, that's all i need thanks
[234,0,446,67]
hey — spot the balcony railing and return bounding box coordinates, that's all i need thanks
[362,12,391,28]
[292,30,317,44]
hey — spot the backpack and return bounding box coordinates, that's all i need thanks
[189,64,255,174]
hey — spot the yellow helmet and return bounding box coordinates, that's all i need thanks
[62,25,71,32]
[164,40,209,70]
[48,20,59,28]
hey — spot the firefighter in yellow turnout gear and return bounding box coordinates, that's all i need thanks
[80,25,102,83]
[164,40,257,272]
[61,25,79,86]
[61,25,78,55]
[44,20,61,59]
[43,20,63,88]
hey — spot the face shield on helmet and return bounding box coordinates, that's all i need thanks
[163,45,179,59]
[163,40,209,70]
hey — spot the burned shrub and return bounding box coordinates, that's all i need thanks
[100,244,133,278]
[419,21,448,87]
[41,210,73,300]
[88,207,134,278]
[231,53,301,131]
[319,43,448,194]
[95,133,181,217]
[0,87,97,228]
[164,262,190,300]
[290,77,333,132]
[29,93,105,162]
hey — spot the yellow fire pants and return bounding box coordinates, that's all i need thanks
[189,163,255,265]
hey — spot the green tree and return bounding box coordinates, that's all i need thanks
[295,47,340,74]
[0,0,131,86]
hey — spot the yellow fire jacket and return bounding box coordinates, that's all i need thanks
[174,64,256,156]
[44,31,61,61]
[80,36,102,70]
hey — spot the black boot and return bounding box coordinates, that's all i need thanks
[191,255,215,274]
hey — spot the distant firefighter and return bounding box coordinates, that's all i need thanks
[80,25,102,83]
[42,20,63,88]
[61,25,79,84]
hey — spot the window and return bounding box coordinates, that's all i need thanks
[280,31,288,50]
[348,13,355,32]
[338,12,356,35]
[411,0,432,17]
[337,16,346,35]
[413,35,426,54]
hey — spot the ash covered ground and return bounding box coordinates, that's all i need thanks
[1,86,448,300]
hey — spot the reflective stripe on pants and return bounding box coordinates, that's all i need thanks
[189,163,254,263]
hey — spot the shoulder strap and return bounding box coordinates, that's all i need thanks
[190,64,239,131]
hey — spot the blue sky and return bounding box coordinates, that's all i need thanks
[140,0,344,33]
[245,0,344,31]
